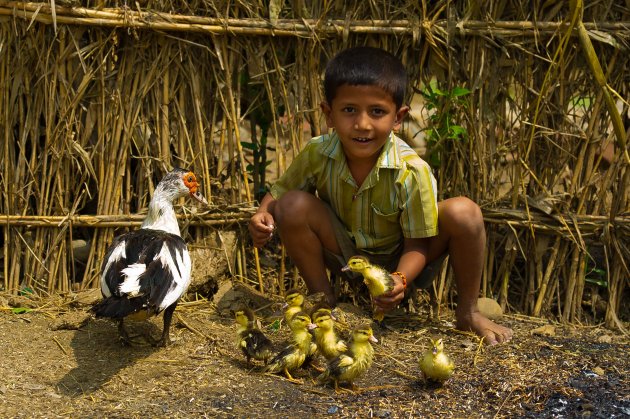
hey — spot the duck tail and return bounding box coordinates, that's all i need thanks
[91,296,147,319]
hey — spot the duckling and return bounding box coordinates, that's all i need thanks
[283,288,306,324]
[310,310,347,360]
[318,323,377,391]
[341,255,394,321]
[234,307,274,366]
[264,311,314,382]
[419,337,455,383]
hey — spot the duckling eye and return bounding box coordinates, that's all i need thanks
[187,176,193,183]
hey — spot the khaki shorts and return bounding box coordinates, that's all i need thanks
[322,205,447,290]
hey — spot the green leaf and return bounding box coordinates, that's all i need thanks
[450,125,467,137]
[267,319,281,332]
[585,277,608,288]
[240,142,258,151]
[11,307,32,314]
[451,87,471,97]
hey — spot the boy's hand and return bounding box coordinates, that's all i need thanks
[372,274,406,311]
[249,211,276,248]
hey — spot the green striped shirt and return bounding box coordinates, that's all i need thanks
[270,132,439,255]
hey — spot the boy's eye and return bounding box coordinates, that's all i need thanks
[341,106,356,113]
[370,108,386,117]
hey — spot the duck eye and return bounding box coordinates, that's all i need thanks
[187,176,193,183]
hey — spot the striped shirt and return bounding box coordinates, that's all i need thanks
[270,132,439,255]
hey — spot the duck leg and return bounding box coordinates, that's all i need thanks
[118,318,132,346]
[156,302,178,347]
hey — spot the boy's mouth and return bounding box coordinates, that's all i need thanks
[353,137,372,143]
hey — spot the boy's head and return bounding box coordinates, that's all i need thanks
[324,46,407,110]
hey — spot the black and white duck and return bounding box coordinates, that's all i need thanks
[92,168,208,346]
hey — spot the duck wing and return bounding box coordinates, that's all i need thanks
[94,229,191,318]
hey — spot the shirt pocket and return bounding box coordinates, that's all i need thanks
[370,203,401,240]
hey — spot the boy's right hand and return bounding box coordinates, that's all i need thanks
[249,211,276,248]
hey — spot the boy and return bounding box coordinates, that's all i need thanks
[249,46,512,345]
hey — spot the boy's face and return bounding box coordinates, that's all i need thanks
[321,84,408,164]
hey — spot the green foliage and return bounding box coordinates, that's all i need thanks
[267,318,282,332]
[421,83,471,168]
[240,69,283,202]
[11,307,32,314]
[585,265,607,288]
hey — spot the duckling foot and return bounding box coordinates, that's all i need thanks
[308,361,326,373]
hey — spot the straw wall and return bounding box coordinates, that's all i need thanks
[0,0,628,328]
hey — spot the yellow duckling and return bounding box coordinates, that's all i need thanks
[264,311,314,382]
[419,337,455,383]
[283,288,306,325]
[318,323,377,391]
[341,255,394,321]
[311,310,347,360]
[234,307,274,366]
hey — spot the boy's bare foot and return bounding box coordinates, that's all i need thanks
[456,309,513,345]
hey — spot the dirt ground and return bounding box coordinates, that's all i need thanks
[0,283,628,419]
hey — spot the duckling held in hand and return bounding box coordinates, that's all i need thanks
[264,311,314,382]
[419,337,455,383]
[342,256,394,321]
[235,307,274,366]
[318,323,377,391]
[311,309,347,360]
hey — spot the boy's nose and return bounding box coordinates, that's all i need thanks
[354,113,372,130]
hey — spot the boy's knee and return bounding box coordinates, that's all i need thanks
[275,190,314,226]
[439,197,484,232]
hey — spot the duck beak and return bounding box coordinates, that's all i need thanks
[369,335,378,344]
[341,265,350,272]
[308,323,318,330]
[190,190,209,205]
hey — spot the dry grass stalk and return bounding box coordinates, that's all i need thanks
[0,1,628,328]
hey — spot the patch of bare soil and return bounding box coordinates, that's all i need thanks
[0,286,628,418]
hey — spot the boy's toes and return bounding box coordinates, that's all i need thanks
[485,325,513,345]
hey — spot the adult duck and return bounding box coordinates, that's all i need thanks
[92,168,207,346]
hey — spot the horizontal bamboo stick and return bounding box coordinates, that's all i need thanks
[0,210,256,228]
[1,3,628,39]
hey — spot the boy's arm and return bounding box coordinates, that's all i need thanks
[249,192,277,248]
[373,237,429,310]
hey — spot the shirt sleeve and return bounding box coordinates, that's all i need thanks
[398,161,439,238]
[269,141,317,199]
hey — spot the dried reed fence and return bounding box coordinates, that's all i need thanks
[0,1,628,329]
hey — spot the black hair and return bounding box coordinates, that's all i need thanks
[323,46,407,109]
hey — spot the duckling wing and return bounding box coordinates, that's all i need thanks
[265,344,305,373]
[95,229,191,318]
[240,330,273,360]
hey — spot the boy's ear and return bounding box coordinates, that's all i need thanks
[320,102,334,129]
[393,105,410,130]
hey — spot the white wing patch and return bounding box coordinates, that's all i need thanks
[154,243,192,310]
[100,240,127,297]
[118,263,147,297]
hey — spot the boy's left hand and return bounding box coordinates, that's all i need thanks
[372,274,406,312]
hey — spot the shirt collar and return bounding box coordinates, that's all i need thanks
[320,132,404,170]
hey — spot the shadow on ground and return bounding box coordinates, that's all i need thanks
[56,319,158,396]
